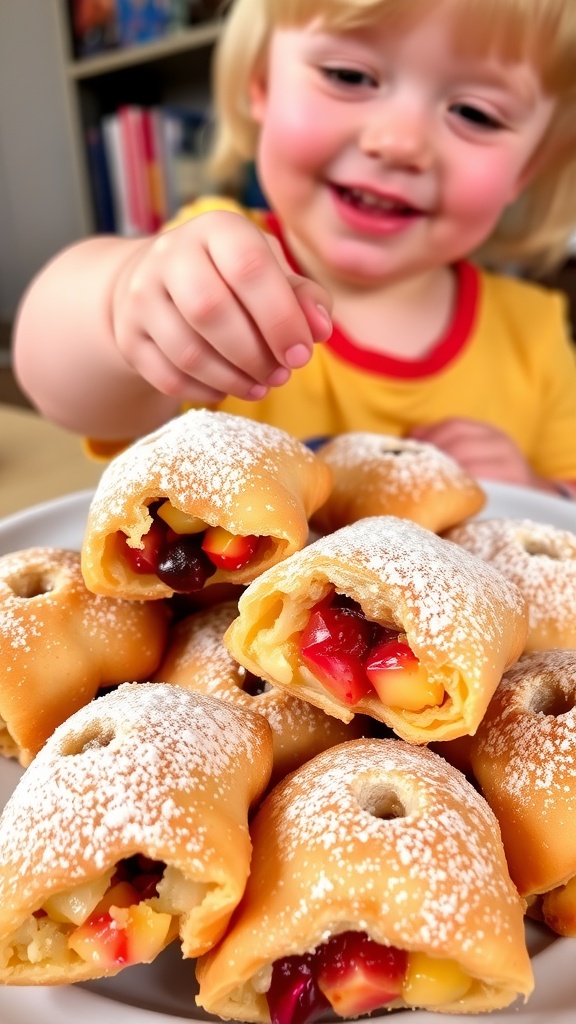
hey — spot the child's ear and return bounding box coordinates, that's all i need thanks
[248,70,268,124]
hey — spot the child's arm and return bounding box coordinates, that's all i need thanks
[13,211,331,440]
[410,418,576,497]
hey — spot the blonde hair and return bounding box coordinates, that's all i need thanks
[209,0,576,270]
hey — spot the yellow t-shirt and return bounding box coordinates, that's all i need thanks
[91,197,576,481]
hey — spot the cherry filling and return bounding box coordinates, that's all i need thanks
[267,932,407,1024]
[115,500,259,592]
[299,594,443,710]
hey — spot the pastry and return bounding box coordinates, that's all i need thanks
[311,432,485,534]
[0,547,169,765]
[196,738,533,1019]
[0,683,273,983]
[470,649,576,936]
[81,409,332,600]
[156,600,369,787]
[224,516,527,742]
[445,517,576,652]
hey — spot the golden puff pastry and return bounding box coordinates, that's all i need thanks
[155,600,369,788]
[311,432,485,535]
[224,516,527,743]
[0,683,272,984]
[470,649,576,936]
[0,547,169,766]
[196,739,533,1020]
[445,517,576,652]
[81,409,332,600]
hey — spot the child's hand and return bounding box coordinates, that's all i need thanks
[409,417,552,491]
[111,211,332,404]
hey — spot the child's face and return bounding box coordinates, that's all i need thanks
[249,8,554,287]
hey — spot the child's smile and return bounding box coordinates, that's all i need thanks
[328,182,426,238]
[249,10,554,290]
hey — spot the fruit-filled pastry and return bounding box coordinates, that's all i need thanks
[0,547,169,766]
[310,432,485,535]
[196,739,533,1019]
[0,683,272,983]
[156,601,370,788]
[445,517,576,652]
[469,649,576,936]
[224,517,527,742]
[81,409,332,600]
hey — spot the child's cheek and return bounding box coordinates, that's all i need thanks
[446,158,523,235]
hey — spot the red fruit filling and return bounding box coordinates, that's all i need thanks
[298,593,420,706]
[267,931,407,1024]
[115,501,258,592]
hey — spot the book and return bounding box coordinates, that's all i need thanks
[118,105,155,234]
[101,113,137,236]
[69,0,119,58]
[85,124,116,233]
[115,0,174,46]
[142,108,169,231]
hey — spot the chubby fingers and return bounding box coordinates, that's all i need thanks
[190,216,332,375]
[115,212,332,402]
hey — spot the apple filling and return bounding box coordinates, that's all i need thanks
[2,855,207,971]
[266,930,474,1024]
[115,499,261,592]
[298,594,445,712]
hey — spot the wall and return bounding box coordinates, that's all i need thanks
[0,1,87,322]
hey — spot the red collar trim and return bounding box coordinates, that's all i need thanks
[263,211,480,379]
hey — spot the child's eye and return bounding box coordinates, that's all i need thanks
[322,66,377,88]
[451,103,503,129]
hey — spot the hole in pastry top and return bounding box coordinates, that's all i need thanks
[523,540,561,559]
[235,665,272,697]
[8,570,55,599]
[357,782,406,821]
[62,723,116,756]
[528,681,575,717]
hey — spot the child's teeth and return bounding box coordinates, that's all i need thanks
[350,188,401,210]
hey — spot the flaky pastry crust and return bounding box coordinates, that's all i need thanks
[81,410,332,599]
[445,517,576,652]
[196,739,533,1018]
[224,517,527,742]
[0,683,272,983]
[311,433,485,534]
[470,650,576,904]
[156,600,369,787]
[0,547,169,765]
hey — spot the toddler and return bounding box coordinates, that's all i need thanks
[13,0,576,496]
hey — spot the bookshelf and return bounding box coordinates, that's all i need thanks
[0,0,223,322]
[54,1,222,235]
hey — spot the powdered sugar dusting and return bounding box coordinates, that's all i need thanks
[318,433,480,499]
[244,740,523,957]
[0,684,268,904]
[156,602,359,770]
[86,409,320,533]
[473,650,576,810]
[0,547,164,666]
[446,518,576,644]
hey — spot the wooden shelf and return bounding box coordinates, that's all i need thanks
[67,21,221,80]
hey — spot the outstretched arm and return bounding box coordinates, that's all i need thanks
[13,211,332,440]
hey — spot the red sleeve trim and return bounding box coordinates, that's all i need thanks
[263,211,480,380]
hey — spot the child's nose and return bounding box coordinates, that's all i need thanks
[359,98,434,170]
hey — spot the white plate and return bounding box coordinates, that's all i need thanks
[0,483,575,1024]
